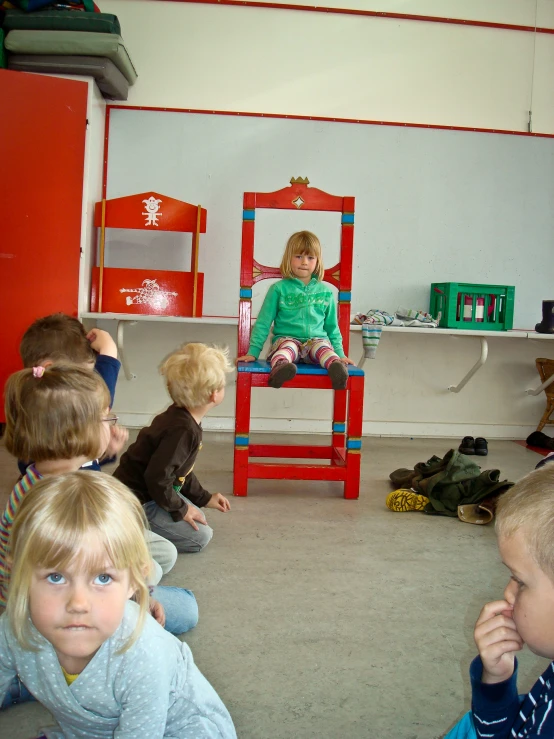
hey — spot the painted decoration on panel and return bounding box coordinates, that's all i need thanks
[91,267,204,317]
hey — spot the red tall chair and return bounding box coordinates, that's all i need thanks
[234,177,365,499]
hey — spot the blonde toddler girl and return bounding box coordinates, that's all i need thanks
[0,472,236,738]
[0,365,197,638]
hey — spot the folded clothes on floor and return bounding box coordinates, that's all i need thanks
[353,307,440,359]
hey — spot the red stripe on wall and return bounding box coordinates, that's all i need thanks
[159,0,554,35]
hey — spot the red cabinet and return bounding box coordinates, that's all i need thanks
[0,70,88,422]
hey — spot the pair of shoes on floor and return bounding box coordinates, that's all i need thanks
[386,489,429,512]
[268,360,348,390]
[458,436,488,456]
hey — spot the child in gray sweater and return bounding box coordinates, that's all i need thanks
[0,472,236,739]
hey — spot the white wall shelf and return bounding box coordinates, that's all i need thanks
[81,312,240,380]
[81,312,239,325]
[353,325,553,393]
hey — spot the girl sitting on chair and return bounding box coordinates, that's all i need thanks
[237,230,355,389]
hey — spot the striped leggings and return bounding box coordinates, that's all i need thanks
[268,337,341,370]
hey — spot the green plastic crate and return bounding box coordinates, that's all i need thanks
[430,282,515,331]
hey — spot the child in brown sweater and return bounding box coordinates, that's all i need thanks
[114,343,233,553]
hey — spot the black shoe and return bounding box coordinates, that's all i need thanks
[328,360,348,390]
[474,437,488,456]
[268,361,297,388]
[459,436,475,455]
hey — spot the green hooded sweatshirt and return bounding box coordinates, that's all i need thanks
[247,277,346,359]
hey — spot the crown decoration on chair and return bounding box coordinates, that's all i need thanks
[290,176,310,185]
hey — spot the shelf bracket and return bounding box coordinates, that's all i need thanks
[117,320,137,381]
[448,337,488,393]
[526,373,554,396]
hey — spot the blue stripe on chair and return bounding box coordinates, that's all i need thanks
[341,213,354,224]
[333,422,346,433]
[237,361,365,376]
[239,288,252,299]
[346,438,362,450]
[235,435,249,446]
[338,291,351,302]
[243,210,256,221]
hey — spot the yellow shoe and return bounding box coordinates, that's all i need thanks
[386,489,429,512]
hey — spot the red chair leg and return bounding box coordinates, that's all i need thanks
[233,372,252,496]
[344,375,364,499]
[332,389,347,454]
[344,451,361,500]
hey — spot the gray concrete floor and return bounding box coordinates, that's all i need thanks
[0,434,549,739]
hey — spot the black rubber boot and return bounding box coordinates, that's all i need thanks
[535,300,554,334]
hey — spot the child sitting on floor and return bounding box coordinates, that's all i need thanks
[236,230,354,389]
[0,365,197,644]
[113,343,233,554]
[18,312,178,581]
[445,465,554,738]
[19,313,124,468]
[0,472,236,738]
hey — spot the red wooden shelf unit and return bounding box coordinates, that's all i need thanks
[234,178,365,499]
[90,192,207,317]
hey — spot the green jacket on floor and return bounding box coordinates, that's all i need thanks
[389,449,513,516]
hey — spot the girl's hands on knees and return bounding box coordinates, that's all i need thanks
[236,354,256,364]
[206,493,231,512]
[149,597,165,627]
[182,506,207,531]
[474,600,523,684]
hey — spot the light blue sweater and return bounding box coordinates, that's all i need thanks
[0,602,236,739]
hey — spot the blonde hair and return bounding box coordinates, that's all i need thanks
[6,472,150,652]
[279,231,324,281]
[161,343,233,409]
[3,365,110,462]
[496,465,554,580]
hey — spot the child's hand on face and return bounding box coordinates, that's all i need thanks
[206,493,231,512]
[182,506,207,531]
[236,354,256,364]
[149,597,165,627]
[105,425,129,458]
[86,329,118,359]
[474,599,523,684]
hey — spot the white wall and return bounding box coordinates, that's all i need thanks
[78,80,106,314]
[96,321,549,440]
[104,107,554,328]
[90,0,554,438]
[102,0,554,133]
